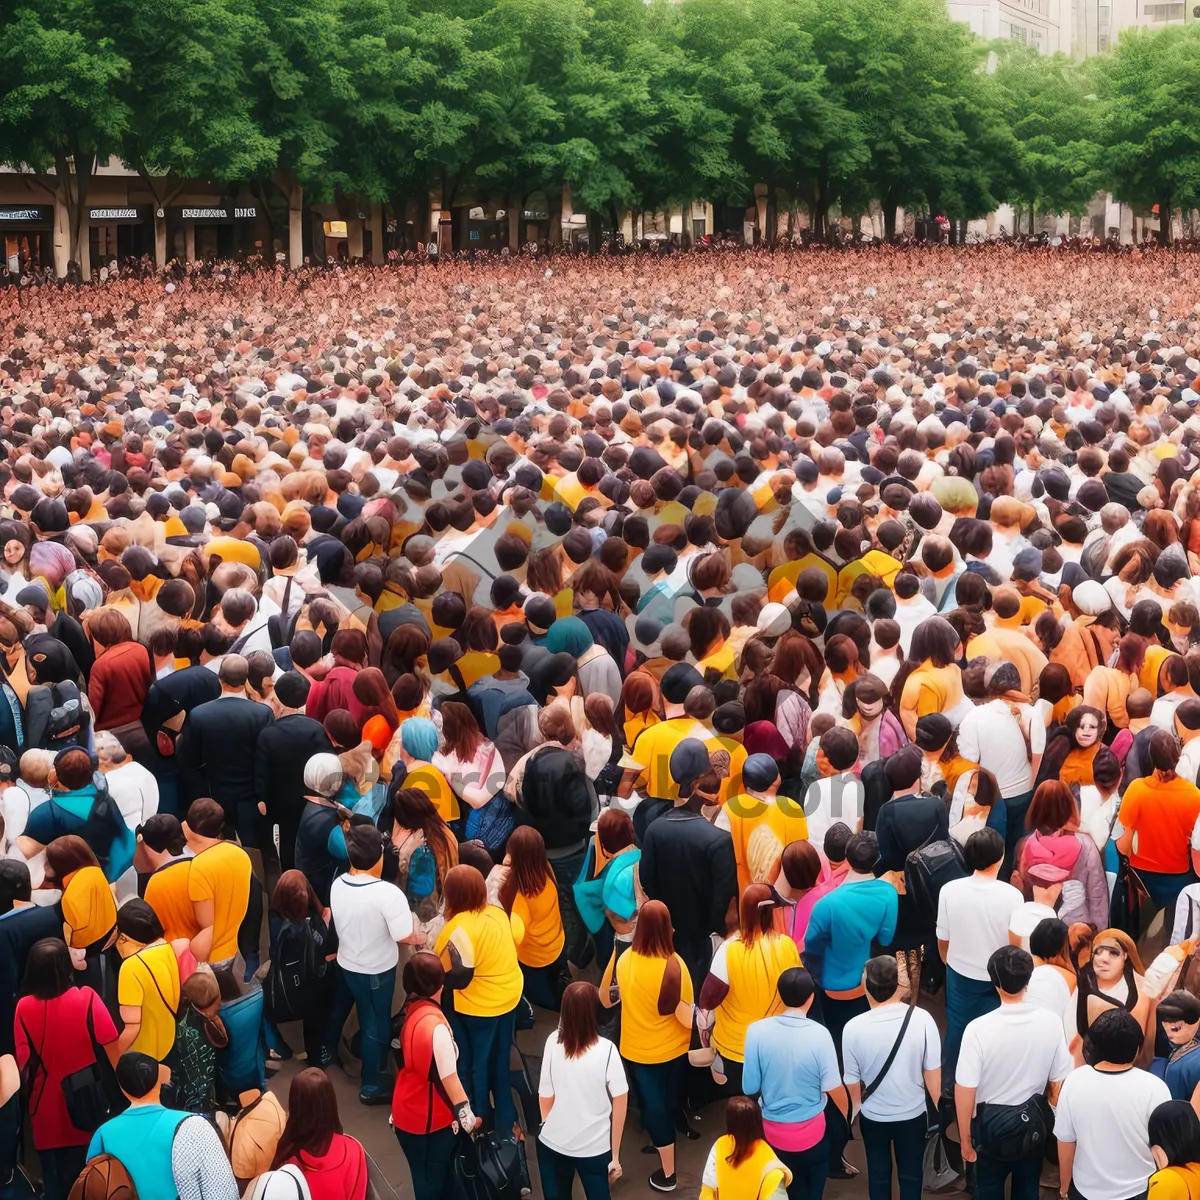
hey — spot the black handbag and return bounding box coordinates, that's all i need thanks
[972,1094,1052,1162]
[452,1130,522,1200]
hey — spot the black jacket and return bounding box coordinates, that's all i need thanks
[639,807,736,944]
[140,665,222,783]
[177,694,274,819]
[254,714,334,871]
[874,791,949,875]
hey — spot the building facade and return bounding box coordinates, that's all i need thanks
[947,0,1071,52]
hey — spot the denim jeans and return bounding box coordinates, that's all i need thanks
[971,1147,1042,1200]
[943,968,999,1097]
[456,1006,519,1130]
[326,964,395,1094]
[537,1140,611,1200]
[860,1113,927,1200]
[395,1125,457,1200]
[625,1057,684,1148]
[39,1146,87,1200]
[771,1132,829,1200]
[1138,869,1195,914]
[521,952,567,1011]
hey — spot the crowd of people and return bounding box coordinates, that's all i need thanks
[3,244,1200,1200]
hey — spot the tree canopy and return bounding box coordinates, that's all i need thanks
[0,0,1197,241]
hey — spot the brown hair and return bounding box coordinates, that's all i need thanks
[271,869,320,923]
[459,606,499,654]
[442,864,487,920]
[780,840,822,891]
[271,1068,343,1167]
[738,882,776,947]
[499,826,553,912]
[632,899,674,958]
[439,701,483,761]
[724,1096,766,1168]
[85,606,133,648]
[44,835,99,884]
[557,981,600,1059]
[1026,780,1079,835]
[596,808,635,856]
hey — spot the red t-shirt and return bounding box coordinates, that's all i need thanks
[14,987,119,1149]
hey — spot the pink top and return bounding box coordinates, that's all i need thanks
[763,1112,826,1152]
[789,861,836,953]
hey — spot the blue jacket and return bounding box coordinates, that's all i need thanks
[573,844,640,934]
[804,879,898,991]
[88,1104,191,1199]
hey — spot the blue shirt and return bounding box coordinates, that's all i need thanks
[743,1012,841,1123]
[88,1104,191,1199]
[1167,1044,1200,1102]
[804,878,898,991]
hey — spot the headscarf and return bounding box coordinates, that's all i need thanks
[544,616,594,658]
[743,720,791,761]
[400,716,439,762]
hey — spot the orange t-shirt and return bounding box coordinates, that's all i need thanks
[1119,775,1200,874]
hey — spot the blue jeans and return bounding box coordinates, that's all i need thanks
[1138,869,1194,914]
[537,1140,610,1200]
[39,1147,86,1200]
[970,1143,1041,1200]
[1001,790,1033,877]
[943,968,999,1096]
[456,1006,518,1130]
[625,1057,684,1148]
[771,1132,829,1200]
[521,953,567,1011]
[395,1125,457,1200]
[326,965,395,1094]
[860,1113,927,1200]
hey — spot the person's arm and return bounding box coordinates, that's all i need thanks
[431,1023,475,1131]
[253,734,271,818]
[1058,1138,1077,1198]
[442,926,476,990]
[610,1090,627,1180]
[956,711,980,767]
[955,1084,978,1162]
[171,1114,239,1200]
[599,951,619,1009]
[708,834,737,938]
[827,1082,850,1124]
[190,886,215,964]
[844,1078,862,1118]
[117,1005,142,1055]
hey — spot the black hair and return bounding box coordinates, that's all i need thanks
[116,898,164,945]
[845,831,878,873]
[1029,917,1069,961]
[964,827,1004,872]
[777,966,815,1008]
[22,937,74,1000]
[1084,1007,1143,1067]
[345,823,385,871]
[1148,1101,1200,1168]
[864,955,899,1003]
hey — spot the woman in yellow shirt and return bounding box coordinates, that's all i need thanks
[698,884,801,1096]
[700,1097,793,1200]
[396,717,458,825]
[436,865,525,1134]
[114,899,185,1061]
[897,617,968,740]
[1149,1101,1200,1200]
[599,901,694,1192]
[499,827,566,1011]
[46,836,117,990]
[621,670,661,749]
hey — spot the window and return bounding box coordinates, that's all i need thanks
[1011,23,1029,40]
[1143,1,1185,17]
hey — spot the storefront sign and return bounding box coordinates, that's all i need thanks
[179,206,258,221]
[90,208,140,222]
[0,206,52,223]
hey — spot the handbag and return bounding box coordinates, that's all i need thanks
[452,1130,522,1200]
[922,1130,963,1193]
[972,1095,1053,1162]
[28,1004,128,1133]
[860,1002,916,1102]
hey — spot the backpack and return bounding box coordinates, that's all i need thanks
[464,794,515,854]
[266,917,331,1024]
[268,579,301,651]
[80,776,129,875]
[905,838,968,928]
[67,1155,138,1200]
[227,1089,287,1184]
[405,843,438,908]
[162,1004,218,1114]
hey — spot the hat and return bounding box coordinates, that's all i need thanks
[661,662,704,705]
[303,753,344,798]
[712,701,746,735]
[0,745,16,785]
[669,738,711,790]
[1011,547,1043,582]
[633,613,664,654]
[1072,579,1113,617]
[757,602,792,638]
[931,476,978,512]
[742,753,780,790]
[1159,989,1200,1023]
[14,583,49,613]
[524,594,557,635]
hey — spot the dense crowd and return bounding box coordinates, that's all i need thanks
[3,245,1200,1200]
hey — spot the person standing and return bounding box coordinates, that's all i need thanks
[1056,1008,1170,1200]
[538,981,628,1200]
[742,967,848,1200]
[955,946,1072,1200]
[842,957,941,1200]
[936,828,1023,1089]
[326,824,419,1104]
[183,798,252,977]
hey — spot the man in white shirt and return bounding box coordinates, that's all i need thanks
[937,827,1023,1092]
[1057,1008,1169,1200]
[956,946,1072,1200]
[843,957,941,1200]
[803,727,865,845]
[327,824,421,1104]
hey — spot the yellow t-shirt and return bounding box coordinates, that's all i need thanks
[118,942,181,1061]
[712,933,801,1063]
[613,950,694,1064]
[62,866,117,949]
[726,795,809,895]
[1149,1165,1200,1200]
[631,717,701,802]
[144,858,200,945]
[511,879,565,968]
[703,1135,791,1200]
[455,652,500,690]
[435,906,524,1017]
[767,555,837,606]
[187,841,252,963]
[405,763,459,822]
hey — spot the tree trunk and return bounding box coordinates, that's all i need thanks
[548,185,563,246]
[586,210,603,252]
[883,199,897,242]
[508,193,522,252]
[1160,195,1173,246]
[765,188,777,248]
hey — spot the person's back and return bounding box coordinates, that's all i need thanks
[743,999,840,1127]
[183,691,274,821]
[187,834,252,964]
[289,1132,367,1200]
[90,1099,191,1198]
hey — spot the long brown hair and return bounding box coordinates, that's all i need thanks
[439,701,483,761]
[271,1068,343,1167]
[442,864,487,920]
[385,786,455,873]
[44,835,99,885]
[739,883,775,947]
[632,900,674,958]
[271,870,321,922]
[557,981,600,1058]
[499,826,554,913]
[724,1096,766,1168]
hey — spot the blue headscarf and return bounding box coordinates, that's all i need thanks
[544,616,594,658]
[400,716,440,762]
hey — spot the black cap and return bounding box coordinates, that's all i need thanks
[661,663,704,705]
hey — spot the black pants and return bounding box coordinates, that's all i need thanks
[395,1126,457,1200]
[772,1133,830,1200]
[971,1147,1041,1200]
[1069,1185,1148,1200]
[39,1146,86,1200]
[860,1113,927,1200]
[537,1140,610,1200]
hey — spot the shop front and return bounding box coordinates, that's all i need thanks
[0,205,54,274]
[169,205,262,261]
[88,206,152,268]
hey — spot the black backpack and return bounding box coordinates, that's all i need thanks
[265,916,331,1024]
[520,747,594,851]
[905,837,968,928]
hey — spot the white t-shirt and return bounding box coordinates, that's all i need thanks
[1008,902,1057,951]
[936,876,1024,981]
[1025,965,1072,1030]
[538,1031,628,1159]
[956,1001,1072,1105]
[1152,693,1189,732]
[1055,1066,1169,1200]
[329,873,413,974]
[803,774,865,846]
[842,1003,941,1121]
[956,702,1035,798]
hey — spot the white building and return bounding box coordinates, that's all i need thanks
[947,0,1071,52]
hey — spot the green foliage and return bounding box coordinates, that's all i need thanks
[2,0,1200,237]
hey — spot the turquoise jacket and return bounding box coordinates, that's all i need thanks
[574,844,640,934]
[88,1104,192,1198]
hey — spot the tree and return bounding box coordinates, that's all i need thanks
[0,0,129,267]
